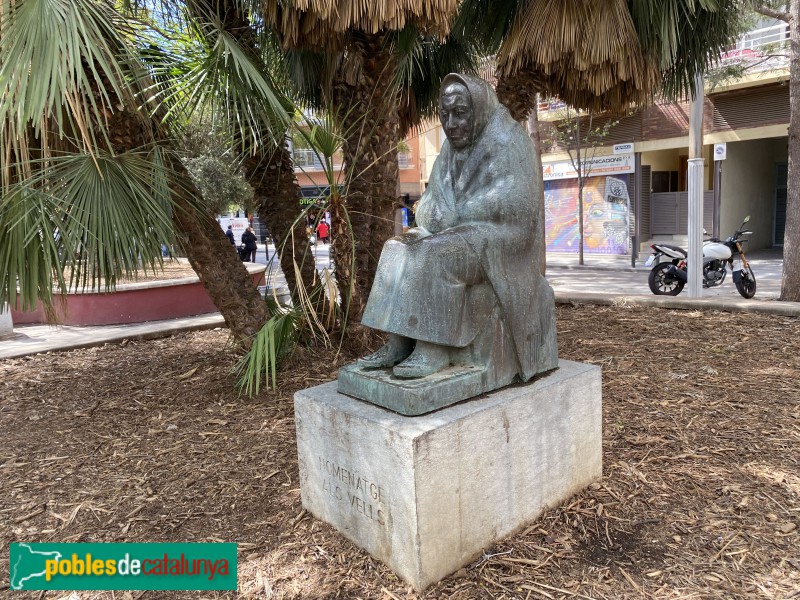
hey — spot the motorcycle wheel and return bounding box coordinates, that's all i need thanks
[735,267,756,299]
[648,262,685,296]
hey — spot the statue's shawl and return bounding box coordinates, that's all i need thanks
[416,75,550,381]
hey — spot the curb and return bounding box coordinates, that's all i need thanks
[555,292,800,316]
[0,315,226,360]
[547,264,644,273]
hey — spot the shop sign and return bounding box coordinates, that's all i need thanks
[613,142,634,155]
[542,154,635,181]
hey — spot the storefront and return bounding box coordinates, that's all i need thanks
[300,185,336,208]
[543,153,635,255]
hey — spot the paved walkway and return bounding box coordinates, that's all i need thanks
[1,246,797,360]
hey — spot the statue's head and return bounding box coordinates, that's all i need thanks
[439,74,499,150]
[439,82,473,150]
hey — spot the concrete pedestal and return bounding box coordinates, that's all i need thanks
[294,359,602,591]
[0,304,13,339]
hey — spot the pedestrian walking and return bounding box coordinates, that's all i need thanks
[225,225,235,245]
[316,220,330,245]
[241,226,258,262]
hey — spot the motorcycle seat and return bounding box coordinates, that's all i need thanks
[655,243,687,257]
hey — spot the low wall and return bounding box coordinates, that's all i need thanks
[11,263,267,326]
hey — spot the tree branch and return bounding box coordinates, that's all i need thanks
[755,5,791,23]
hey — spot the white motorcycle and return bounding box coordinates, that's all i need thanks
[645,216,756,298]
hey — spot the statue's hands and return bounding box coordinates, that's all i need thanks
[400,227,432,242]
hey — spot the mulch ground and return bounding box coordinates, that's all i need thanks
[1,304,798,599]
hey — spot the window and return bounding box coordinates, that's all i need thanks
[295,149,331,171]
[293,149,317,169]
[652,171,679,193]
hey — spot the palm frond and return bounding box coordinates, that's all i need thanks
[234,308,300,395]
[235,229,336,396]
[0,0,140,156]
[450,0,525,54]
[143,15,292,153]
[293,110,345,180]
[644,0,747,101]
[495,0,661,112]
[476,0,743,112]
[283,48,335,108]
[0,187,70,313]
[263,0,459,49]
[0,147,182,312]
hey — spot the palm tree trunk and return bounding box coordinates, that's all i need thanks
[527,106,547,275]
[496,72,547,274]
[576,118,585,266]
[199,0,318,300]
[104,104,268,347]
[328,187,361,324]
[170,180,269,345]
[333,31,400,324]
[782,0,800,301]
[244,141,318,296]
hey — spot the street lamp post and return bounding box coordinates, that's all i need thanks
[687,74,705,297]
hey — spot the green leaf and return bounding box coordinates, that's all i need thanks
[234,309,300,395]
[0,147,182,311]
[0,0,138,155]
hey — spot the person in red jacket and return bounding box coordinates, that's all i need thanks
[316,220,330,245]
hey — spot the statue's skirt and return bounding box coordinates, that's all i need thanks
[362,230,496,348]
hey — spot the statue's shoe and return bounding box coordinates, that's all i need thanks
[392,346,449,379]
[358,343,411,369]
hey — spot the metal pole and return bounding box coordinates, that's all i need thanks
[632,152,641,268]
[713,160,722,240]
[687,158,705,296]
[687,74,705,297]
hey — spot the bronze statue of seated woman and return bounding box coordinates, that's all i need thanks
[338,73,558,415]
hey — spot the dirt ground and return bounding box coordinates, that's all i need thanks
[1,304,798,599]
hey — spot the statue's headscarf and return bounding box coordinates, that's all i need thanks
[440,74,500,148]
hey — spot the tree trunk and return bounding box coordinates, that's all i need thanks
[782,1,800,300]
[495,72,539,123]
[328,188,362,324]
[332,31,400,324]
[200,0,319,300]
[82,7,269,349]
[170,180,269,345]
[496,72,547,274]
[527,107,547,275]
[576,118,585,266]
[244,141,318,297]
[103,103,268,348]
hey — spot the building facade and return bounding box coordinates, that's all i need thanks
[539,19,790,257]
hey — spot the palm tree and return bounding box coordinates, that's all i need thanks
[0,0,301,347]
[263,0,461,330]
[174,0,320,300]
[455,0,743,116]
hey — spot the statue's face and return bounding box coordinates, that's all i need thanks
[439,83,473,150]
